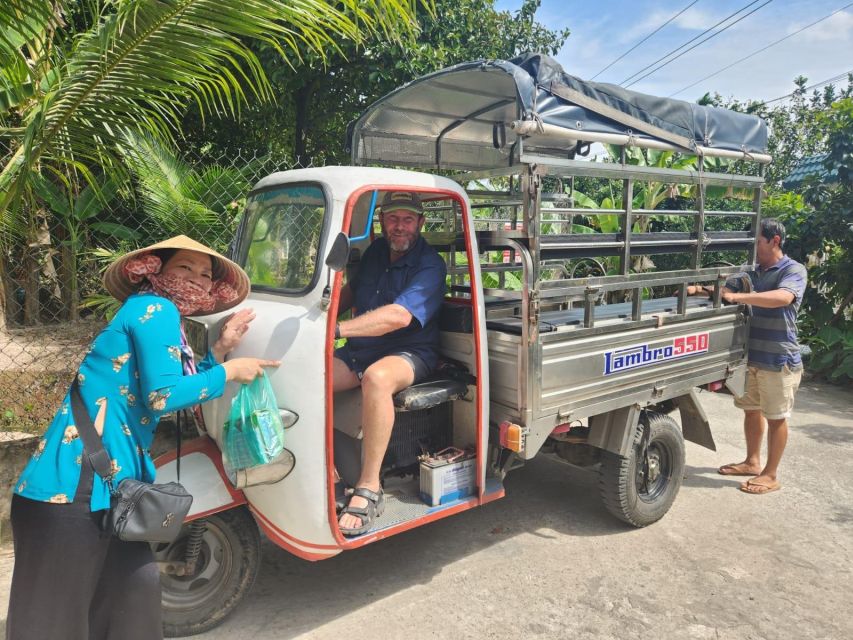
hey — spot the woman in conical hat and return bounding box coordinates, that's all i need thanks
[7,236,277,640]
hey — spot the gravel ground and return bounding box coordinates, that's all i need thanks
[1,378,851,640]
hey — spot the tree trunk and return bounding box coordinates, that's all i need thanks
[22,241,40,326]
[293,78,319,164]
[55,225,79,322]
[0,256,11,330]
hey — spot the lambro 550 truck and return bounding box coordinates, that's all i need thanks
[152,54,768,636]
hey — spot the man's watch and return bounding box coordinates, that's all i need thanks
[334,323,341,339]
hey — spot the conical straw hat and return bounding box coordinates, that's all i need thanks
[103,235,250,316]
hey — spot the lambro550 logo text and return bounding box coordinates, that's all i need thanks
[603,332,710,375]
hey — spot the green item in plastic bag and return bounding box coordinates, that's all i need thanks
[223,372,285,471]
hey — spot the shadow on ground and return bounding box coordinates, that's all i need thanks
[197,458,632,638]
[795,423,853,446]
[681,465,743,490]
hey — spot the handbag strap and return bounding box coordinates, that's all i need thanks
[70,379,114,484]
[175,409,183,480]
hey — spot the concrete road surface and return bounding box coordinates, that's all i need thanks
[1,379,851,639]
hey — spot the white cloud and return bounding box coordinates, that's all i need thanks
[616,7,713,45]
[790,10,853,42]
[670,6,719,30]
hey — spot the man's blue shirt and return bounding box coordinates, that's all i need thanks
[726,255,807,371]
[345,235,446,370]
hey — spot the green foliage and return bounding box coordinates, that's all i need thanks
[118,132,251,250]
[1,0,423,325]
[1,0,423,231]
[179,0,569,162]
[607,146,699,214]
[810,326,853,382]
[32,174,136,241]
[700,75,853,186]
[481,269,523,290]
[772,99,853,384]
[78,246,130,320]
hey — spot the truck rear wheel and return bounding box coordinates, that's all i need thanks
[599,412,685,527]
[154,506,261,637]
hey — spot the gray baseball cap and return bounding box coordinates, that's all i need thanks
[380,191,423,215]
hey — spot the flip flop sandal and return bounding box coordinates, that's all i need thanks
[739,479,781,494]
[339,487,385,537]
[718,463,760,476]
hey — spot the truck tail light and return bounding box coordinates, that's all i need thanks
[499,421,527,453]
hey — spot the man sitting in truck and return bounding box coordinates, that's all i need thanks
[689,218,807,495]
[332,191,447,535]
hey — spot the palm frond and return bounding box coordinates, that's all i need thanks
[74,175,121,221]
[0,1,63,64]
[31,173,71,216]
[42,0,421,161]
[1,0,424,233]
[189,166,251,214]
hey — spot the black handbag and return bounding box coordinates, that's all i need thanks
[71,380,193,544]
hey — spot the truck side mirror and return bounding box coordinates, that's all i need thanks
[325,232,350,273]
[321,232,350,310]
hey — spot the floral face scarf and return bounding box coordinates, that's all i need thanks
[124,253,238,316]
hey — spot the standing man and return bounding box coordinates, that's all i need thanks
[692,218,807,494]
[333,191,446,535]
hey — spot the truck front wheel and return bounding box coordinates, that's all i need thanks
[154,506,261,637]
[599,412,685,527]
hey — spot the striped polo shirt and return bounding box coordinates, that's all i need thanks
[726,255,807,371]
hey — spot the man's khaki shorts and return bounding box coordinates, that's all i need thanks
[733,365,803,420]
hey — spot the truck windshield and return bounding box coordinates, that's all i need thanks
[240,184,326,292]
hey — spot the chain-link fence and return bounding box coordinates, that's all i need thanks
[0,150,311,434]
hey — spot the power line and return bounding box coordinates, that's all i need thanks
[619,0,770,87]
[619,0,767,85]
[590,1,700,81]
[669,2,853,98]
[624,0,773,89]
[759,70,853,106]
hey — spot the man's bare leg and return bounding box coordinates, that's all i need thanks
[332,356,361,392]
[762,417,787,478]
[719,409,765,475]
[339,356,414,531]
[741,417,786,493]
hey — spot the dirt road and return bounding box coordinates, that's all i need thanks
[1,379,851,639]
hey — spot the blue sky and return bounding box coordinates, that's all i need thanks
[495,0,853,103]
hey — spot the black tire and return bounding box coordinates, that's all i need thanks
[154,507,261,637]
[599,412,685,527]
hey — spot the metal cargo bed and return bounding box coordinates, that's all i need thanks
[484,296,748,459]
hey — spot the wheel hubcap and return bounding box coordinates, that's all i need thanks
[636,441,671,501]
[646,451,661,483]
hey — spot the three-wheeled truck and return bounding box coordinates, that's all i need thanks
[152,54,770,636]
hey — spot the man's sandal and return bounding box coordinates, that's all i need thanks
[338,487,385,537]
[334,482,352,514]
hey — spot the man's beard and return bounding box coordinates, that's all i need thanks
[387,232,417,254]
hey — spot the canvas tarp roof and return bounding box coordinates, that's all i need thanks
[348,52,768,170]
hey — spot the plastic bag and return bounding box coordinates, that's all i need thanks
[223,372,285,471]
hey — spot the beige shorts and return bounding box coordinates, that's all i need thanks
[733,365,802,420]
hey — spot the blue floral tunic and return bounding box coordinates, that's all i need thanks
[14,292,226,511]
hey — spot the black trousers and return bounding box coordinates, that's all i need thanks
[6,461,162,640]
